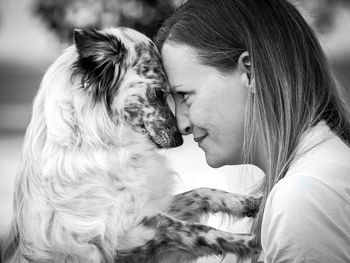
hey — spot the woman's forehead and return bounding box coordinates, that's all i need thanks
[161,43,198,70]
[161,43,215,86]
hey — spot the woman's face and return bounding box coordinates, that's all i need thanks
[161,43,250,168]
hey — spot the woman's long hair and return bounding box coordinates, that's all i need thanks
[156,0,350,248]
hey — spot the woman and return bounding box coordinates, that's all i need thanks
[156,0,350,262]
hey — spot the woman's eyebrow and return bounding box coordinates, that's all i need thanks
[171,84,183,91]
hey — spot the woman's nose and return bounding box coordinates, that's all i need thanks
[176,112,193,135]
[174,98,193,135]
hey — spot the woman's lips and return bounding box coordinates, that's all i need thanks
[194,135,207,143]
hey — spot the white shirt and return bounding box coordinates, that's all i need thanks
[259,121,350,263]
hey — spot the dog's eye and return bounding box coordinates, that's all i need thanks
[155,89,165,98]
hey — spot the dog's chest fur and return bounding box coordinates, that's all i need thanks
[112,149,175,228]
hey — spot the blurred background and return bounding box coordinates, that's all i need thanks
[0,0,349,262]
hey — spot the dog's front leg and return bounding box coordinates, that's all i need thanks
[116,214,259,263]
[167,188,262,221]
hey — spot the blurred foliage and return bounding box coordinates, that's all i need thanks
[33,0,350,43]
[313,0,350,32]
[291,0,350,33]
[33,0,175,42]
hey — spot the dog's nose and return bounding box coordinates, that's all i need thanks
[171,131,183,148]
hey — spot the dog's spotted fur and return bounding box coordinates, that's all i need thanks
[2,27,261,263]
[167,188,262,221]
[116,214,259,263]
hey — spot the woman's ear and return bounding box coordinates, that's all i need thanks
[237,51,252,86]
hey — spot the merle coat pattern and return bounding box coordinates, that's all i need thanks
[2,27,261,263]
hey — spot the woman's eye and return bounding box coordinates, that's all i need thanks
[183,95,189,103]
[178,92,190,105]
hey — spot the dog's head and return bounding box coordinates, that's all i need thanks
[48,27,182,149]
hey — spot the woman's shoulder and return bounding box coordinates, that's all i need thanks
[261,174,350,262]
[292,122,350,166]
[284,122,350,204]
[267,173,350,210]
[267,139,350,213]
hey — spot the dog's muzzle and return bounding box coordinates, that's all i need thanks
[171,130,184,148]
[149,128,183,149]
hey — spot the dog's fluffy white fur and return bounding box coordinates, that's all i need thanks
[3,28,181,262]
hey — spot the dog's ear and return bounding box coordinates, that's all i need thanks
[73,29,126,103]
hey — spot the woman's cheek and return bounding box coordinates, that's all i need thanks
[189,101,207,128]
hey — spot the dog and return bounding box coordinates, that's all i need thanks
[2,27,261,263]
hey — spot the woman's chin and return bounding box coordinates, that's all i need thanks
[205,154,224,168]
[205,150,240,168]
